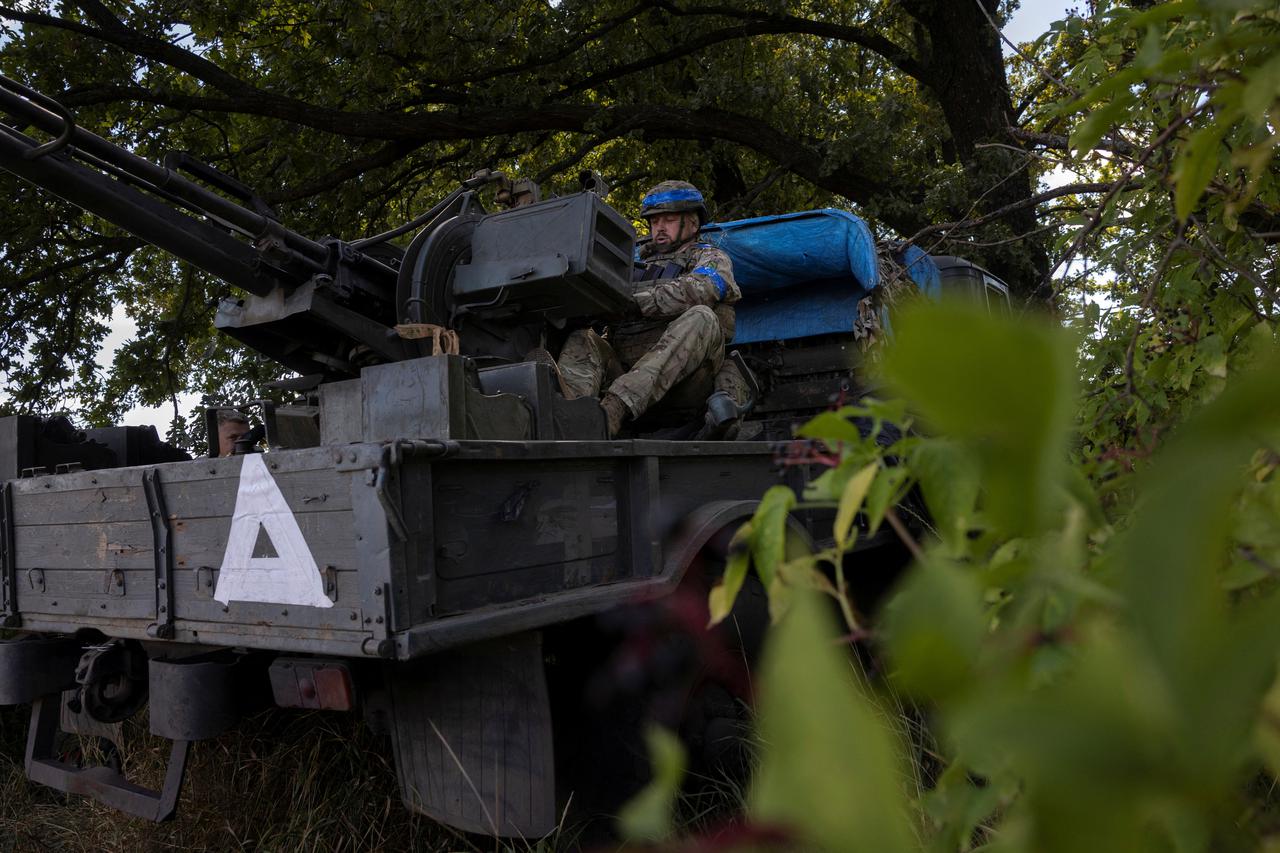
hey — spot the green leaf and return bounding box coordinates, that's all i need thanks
[944,624,1186,850]
[750,591,916,852]
[776,553,837,596]
[881,558,986,700]
[617,726,687,842]
[1129,0,1198,28]
[750,486,797,588]
[1242,52,1280,121]
[1061,462,1107,533]
[1221,558,1270,592]
[834,462,878,550]
[1069,95,1135,155]
[865,465,912,536]
[1255,665,1280,779]
[851,397,910,428]
[707,522,752,627]
[1174,120,1230,221]
[922,763,1005,853]
[796,410,865,445]
[804,453,881,502]
[1063,65,1142,114]
[1113,344,1280,783]
[884,302,1077,537]
[912,439,981,554]
[1135,24,1165,69]
[1197,332,1228,378]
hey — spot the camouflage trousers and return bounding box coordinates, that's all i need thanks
[558,305,749,419]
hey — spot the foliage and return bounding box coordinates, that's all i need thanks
[1024,0,1280,491]
[660,297,1280,851]
[626,5,1280,847]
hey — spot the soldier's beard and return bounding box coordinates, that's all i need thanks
[651,218,693,250]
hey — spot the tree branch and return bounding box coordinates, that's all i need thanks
[49,79,903,217]
[1010,128,1138,157]
[424,3,651,86]
[2,236,140,288]
[264,140,423,204]
[649,1,925,78]
[908,181,1125,242]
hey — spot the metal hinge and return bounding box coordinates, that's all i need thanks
[0,483,18,627]
[142,470,175,639]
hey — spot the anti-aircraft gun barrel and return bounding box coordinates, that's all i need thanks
[0,73,332,297]
[1,75,639,380]
[0,75,434,378]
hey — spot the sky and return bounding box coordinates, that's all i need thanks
[101,1,1080,432]
[1005,1,1078,49]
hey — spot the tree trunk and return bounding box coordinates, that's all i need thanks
[905,0,1050,298]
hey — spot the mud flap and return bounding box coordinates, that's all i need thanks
[25,693,190,821]
[386,630,555,838]
[21,651,246,822]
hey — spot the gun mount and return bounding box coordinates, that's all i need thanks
[0,74,635,380]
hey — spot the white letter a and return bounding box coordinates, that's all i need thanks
[215,454,334,609]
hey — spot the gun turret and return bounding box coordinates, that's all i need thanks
[0,76,636,379]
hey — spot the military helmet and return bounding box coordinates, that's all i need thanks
[639,180,709,224]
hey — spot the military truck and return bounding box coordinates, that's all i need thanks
[0,74,1008,837]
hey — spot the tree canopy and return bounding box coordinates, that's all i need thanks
[0,0,1060,428]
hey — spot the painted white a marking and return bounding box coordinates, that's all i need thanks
[215,454,333,608]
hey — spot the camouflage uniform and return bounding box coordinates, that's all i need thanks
[558,237,746,418]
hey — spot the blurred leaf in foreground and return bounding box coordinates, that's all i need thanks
[883,301,1077,537]
[750,591,916,852]
[617,726,687,843]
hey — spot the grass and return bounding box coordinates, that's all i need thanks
[0,704,472,852]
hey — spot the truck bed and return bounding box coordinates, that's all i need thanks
[0,439,787,660]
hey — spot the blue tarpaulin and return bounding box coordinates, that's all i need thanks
[697,209,881,344]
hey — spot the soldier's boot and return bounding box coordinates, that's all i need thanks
[694,390,744,441]
[600,393,629,437]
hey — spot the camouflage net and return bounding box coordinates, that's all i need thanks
[851,248,926,355]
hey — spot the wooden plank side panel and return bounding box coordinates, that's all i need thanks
[178,594,365,632]
[11,483,147,526]
[161,468,354,518]
[8,447,375,642]
[17,564,155,621]
[16,613,373,658]
[15,521,155,570]
[170,513,361,573]
[12,468,353,526]
[170,509,366,633]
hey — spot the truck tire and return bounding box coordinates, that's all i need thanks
[545,538,769,841]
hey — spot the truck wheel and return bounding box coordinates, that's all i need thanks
[546,542,769,838]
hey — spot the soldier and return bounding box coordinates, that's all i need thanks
[556,180,750,437]
[215,409,251,457]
